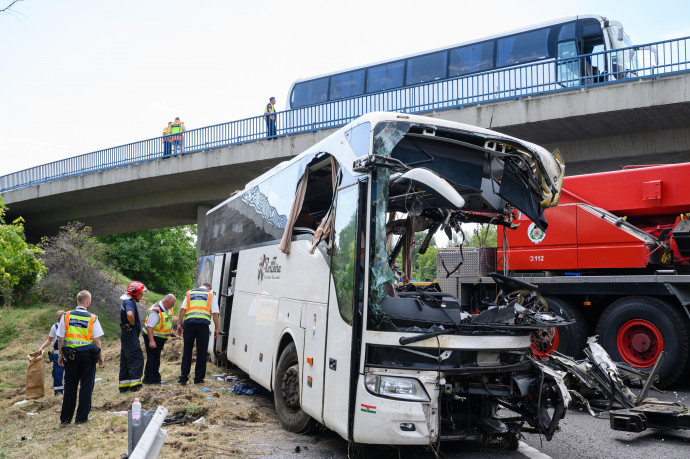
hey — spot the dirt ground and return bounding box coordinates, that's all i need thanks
[0,332,352,458]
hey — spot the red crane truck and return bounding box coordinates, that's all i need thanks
[497,162,690,387]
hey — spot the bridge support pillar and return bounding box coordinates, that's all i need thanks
[196,204,212,257]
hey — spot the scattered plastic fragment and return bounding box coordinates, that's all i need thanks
[26,413,39,416]
[206,397,215,401]
[231,381,269,395]
[94,378,102,382]
[13,400,29,406]
[192,416,206,424]
[112,411,128,416]
[200,388,211,392]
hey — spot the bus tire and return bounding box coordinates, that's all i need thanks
[544,296,588,358]
[596,296,690,388]
[274,342,314,433]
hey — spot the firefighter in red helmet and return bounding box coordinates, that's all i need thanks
[119,281,147,392]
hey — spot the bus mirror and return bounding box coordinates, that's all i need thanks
[393,168,465,210]
[617,28,624,41]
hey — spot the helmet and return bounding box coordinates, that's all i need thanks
[126,281,147,300]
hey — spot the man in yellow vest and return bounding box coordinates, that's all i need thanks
[264,97,277,139]
[176,283,220,385]
[142,294,176,384]
[162,121,172,157]
[169,116,186,155]
[56,290,104,424]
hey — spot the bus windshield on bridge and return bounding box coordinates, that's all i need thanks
[197,112,569,446]
[286,14,635,109]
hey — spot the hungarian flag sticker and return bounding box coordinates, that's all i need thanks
[361,404,376,414]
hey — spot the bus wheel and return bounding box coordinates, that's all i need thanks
[274,342,314,433]
[533,296,588,358]
[596,296,690,388]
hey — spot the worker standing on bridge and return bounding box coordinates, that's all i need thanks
[264,97,277,139]
[118,281,146,393]
[176,283,219,385]
[142,294,176,384]
[162,121,172,157]
[170,117,186,154]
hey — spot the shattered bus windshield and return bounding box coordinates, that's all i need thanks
[360,118,565,335]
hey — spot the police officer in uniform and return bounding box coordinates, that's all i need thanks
[119,281,146,393]
[264,96,277,139]
[176,283,220,385]
[142,294,176,384]
[56,290,104,424]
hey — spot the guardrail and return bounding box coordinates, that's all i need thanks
[1,36,688,193]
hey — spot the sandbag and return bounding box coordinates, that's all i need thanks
[26,350,45,399]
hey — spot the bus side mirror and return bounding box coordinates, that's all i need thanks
[617,28,624,42]
[393,168,465,210]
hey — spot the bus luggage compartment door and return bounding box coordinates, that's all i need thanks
[300,302,328,423]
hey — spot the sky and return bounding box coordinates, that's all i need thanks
[1,0,689,177]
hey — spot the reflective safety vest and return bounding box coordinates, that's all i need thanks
[183,288,213,325]
[169,121,184,140]
[145,303,173,339]
[264,103,275,120]
[64,309,96,348]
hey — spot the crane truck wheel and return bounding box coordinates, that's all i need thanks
[596,296,690,388]
[533,296,588,358]
[274,342,315,433]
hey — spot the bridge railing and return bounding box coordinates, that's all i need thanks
[1,36,689,193]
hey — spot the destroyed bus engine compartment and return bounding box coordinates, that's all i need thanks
[353,114,569,445]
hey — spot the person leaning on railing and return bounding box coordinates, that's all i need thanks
[162,121,172,157]
[170,117,186,154]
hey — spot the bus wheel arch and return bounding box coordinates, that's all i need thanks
[596,296,690,388]
[274,341,315,433]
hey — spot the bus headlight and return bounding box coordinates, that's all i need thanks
[364,374,430,402]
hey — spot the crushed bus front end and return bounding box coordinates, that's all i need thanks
[351,113,568,446]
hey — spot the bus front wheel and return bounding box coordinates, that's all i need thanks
[274,342,314,433]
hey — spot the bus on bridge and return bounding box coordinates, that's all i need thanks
[286,15,637,111]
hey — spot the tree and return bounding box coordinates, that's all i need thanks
[0,0,24,15]
[99,225,197,294]
[0,195,45,305]
[394,231,438,280]
[35,222,115,307]
[465,224,497,247]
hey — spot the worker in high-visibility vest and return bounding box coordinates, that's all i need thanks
[56,290,104,424]
[176,283,220,385]
[118,281,146,393]
[162,121,172,157]
[264,97,277,139]
[142,294,176,385]
[169,116,186,155]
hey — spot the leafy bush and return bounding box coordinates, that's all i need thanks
[99,225,197,294]
[0,196,45,305]
[34,222,118,308]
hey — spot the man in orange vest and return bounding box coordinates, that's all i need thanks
[162,121,172,157]
[142,294,176,385]
[56,290,104,424]
[176,283,220,385]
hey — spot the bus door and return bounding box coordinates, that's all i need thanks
[320,180,367,439]
[214,252,238,367]
[208,253,226,361]
[556,39,581,87]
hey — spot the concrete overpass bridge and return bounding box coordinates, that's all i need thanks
[2,38,690,239]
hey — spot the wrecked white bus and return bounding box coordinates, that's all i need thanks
[198,112,569,446]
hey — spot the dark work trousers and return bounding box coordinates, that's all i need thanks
[119,330,144,392]
[180,323,210,384]
[61,350,97,424]
[163,140,171,157]
[265,118,277,139]
[142,334,167,384]
[52,352,64,394]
